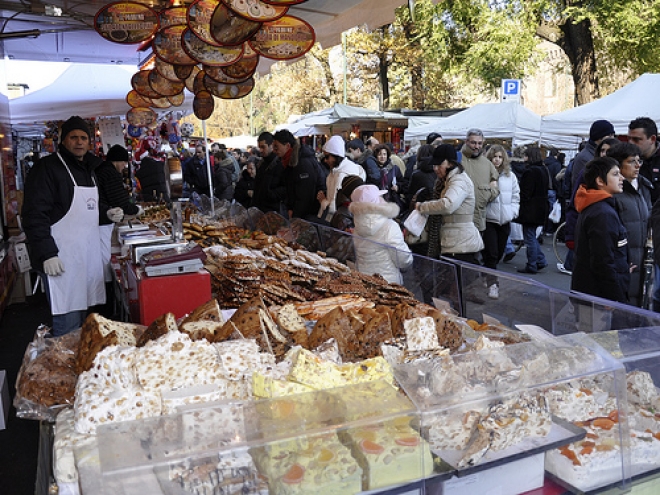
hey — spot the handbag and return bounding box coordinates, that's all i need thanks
[548,200,561,223]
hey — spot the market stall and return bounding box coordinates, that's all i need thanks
[13,199,660,495]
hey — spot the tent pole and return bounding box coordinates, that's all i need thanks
[202,119,215,216]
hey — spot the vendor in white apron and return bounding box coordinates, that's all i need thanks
[21,116,125,336]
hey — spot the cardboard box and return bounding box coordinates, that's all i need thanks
[0,370,9,430]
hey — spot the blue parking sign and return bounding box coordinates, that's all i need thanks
[503,79,520,95]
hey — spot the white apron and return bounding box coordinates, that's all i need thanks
[100,224,114,282]
[48,154,105,315]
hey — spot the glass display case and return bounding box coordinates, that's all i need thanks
[393,333,630,494]
[75,380,439,495]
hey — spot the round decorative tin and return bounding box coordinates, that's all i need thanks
[210,3,261,46]
[154,57,181,82]
[168,92,186,107]
[221,0,287,22]
[193,90,215,120]
[221,50,259,79]
[173,63,196,80]
[203,67,248,85]
[187,0,223,47]
[153,24,197,65]
[95,2,159,44]
[126,107,157,127]
[182,28,244,66]
[148,69,186,96]
[249,15,314,60]
[131,70,162,98]
[127,89,153,108]
[205,77,254,99]
[158,6,188,28]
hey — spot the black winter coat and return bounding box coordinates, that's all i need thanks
[136,157,170,202]
[213,159,235,201]
[640,145,660,204]
[96,160,139,225]
[253,152,286,213]
[283,142,326,219]
[234,169,255,207]
[406,156,436,207]
[614,177,652,306]
[514,161,549,226]
[22,145,105,270]
[356,150,380,186]
[572,193,630,303]
[183,155,210,195]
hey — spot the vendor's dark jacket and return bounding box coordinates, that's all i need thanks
[234,169,255,207]
[614,177,651,306]
[572,186,630,304]
[22,144,105,270]
[253,152,286,213]
[213,158,235,201]
[283,141,327,219]
[96,160,139,225]
[514,161,549,226]
[136,157,170,202]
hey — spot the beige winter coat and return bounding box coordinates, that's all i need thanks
[417,168,484,255]
[460,145,499,231]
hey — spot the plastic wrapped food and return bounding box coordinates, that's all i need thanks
[14,325,81,422]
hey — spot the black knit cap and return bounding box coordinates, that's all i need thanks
[339,175,365,200]
[106,144,129,162]
[430,143,458,165]
[61,116,91,140]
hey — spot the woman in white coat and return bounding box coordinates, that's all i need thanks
[482,145,520,298]
[349,185,413,284]
[415,144,484,263]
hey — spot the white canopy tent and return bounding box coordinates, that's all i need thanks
[405,102,577,150]
[8,63,193,125]
[540,73,660,148]
[404,103,541,146]
[277,103,408,136]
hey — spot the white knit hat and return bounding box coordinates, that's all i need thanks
[322,135,346,157]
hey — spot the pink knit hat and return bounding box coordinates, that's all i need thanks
[351,184,388,204]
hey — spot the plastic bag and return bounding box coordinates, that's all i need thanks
[548,200,561,223]
[14,325,80,422]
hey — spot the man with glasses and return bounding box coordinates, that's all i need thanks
[629,117,660,312]
[460,129,499,233]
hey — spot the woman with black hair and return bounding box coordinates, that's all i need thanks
[415,144,483,262]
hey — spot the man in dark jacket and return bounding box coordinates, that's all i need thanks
[183,145,211,196]
[136,149,170,203]
[253,131,287,214]
[629,117,660,310]
[22,116,122,336]
[347,138,380,186]
[272,129,326,220]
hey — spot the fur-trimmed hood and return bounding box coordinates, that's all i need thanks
[288,139,317,169]
[349,200,400,218]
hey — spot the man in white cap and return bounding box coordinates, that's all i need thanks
[317,135,366,222]
[22,116,124,336]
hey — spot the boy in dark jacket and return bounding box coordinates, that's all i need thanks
[571,157,629,303]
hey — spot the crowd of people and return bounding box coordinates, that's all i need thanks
[20,113,660,336]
